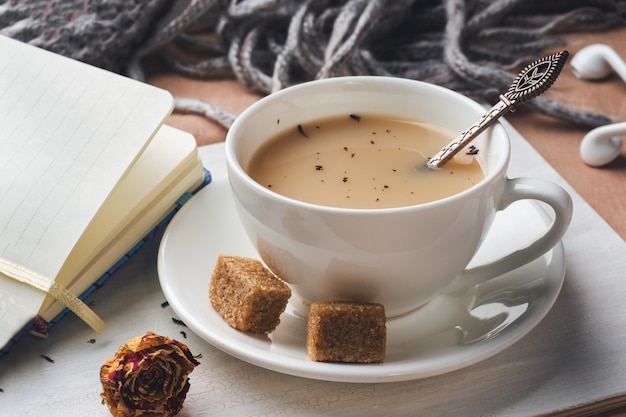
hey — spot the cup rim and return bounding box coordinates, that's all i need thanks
[226,76,510,214]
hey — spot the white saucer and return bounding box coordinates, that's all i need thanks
[157,175,564,383]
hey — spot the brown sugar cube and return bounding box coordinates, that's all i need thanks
[209,255,291,333]
[306,301,386,363]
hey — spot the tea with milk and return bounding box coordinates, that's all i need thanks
[247,114,485,209]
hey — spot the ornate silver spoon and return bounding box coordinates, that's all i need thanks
[426,50,569,170]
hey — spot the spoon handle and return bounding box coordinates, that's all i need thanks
[427,50,569,170]
[426,100,510,169]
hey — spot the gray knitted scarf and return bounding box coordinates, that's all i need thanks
[1,0,625,129]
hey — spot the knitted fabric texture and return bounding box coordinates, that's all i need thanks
[0,0,171,73]
[1,0,625,128]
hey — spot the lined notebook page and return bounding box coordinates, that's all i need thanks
[0,36,174,345]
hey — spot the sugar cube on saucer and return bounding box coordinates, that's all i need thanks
[209,255,291,333]
[306,301,386,363]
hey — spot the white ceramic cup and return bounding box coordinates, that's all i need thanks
[225,76,572,317]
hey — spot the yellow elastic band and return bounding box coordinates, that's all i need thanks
[0,257,106,333]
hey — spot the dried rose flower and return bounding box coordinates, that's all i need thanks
[100,333,199,417]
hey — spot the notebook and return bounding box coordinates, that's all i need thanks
[0,35,209,353]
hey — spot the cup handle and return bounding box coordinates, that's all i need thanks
[445,177,573,294]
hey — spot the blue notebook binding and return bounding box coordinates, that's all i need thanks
[0,168,212,357]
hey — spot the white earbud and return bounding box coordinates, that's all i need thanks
[572,44,626,166]
[571,44,626,82]
[579,122,626,167]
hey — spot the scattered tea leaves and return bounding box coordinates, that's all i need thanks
[40,354,54,363]
[297,124,308,138]
[172,317,187,327]
[349,114,361,122]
